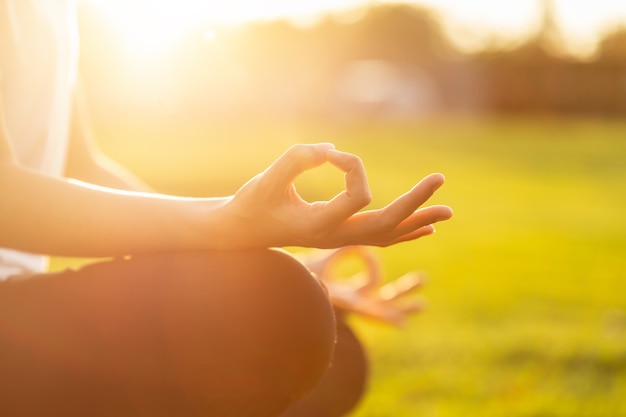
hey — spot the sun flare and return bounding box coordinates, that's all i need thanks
[85,0,626,59]
[85,0,211,59]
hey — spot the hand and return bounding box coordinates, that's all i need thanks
[217,143,452,249]
[298,246,425,327]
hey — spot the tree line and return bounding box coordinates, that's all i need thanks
[79,3,626,120]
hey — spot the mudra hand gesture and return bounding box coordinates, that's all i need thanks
[217,143,452,250]
[298,246,426,327]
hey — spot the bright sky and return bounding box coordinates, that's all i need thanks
[420,0,626,55]
[87,0,626,57]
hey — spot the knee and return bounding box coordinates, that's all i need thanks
[135,249,337,414]
[206,249,337,393]
[279,318,368,417]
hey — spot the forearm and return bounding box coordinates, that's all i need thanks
[0,162,228,258]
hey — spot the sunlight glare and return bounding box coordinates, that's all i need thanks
[553,0,626,56]
[85,0,626,58]
[203,30,216,42]
[86,0,214,59]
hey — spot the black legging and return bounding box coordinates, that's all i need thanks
[279,317,368,417]
[0,249,368,417]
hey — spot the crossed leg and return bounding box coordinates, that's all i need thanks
[0,249,340,417]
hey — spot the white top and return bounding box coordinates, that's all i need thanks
[0,0,79,279]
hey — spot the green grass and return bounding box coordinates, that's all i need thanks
[53,116,626,416]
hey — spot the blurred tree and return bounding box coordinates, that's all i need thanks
[597,26,626,63]
[77,1,626,123]
[349,4,455,66]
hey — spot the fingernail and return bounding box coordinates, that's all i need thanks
[438,207,453,220]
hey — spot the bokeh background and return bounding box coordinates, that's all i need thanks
[68,0,626,415]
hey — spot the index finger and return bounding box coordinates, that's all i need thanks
[260,143,335,196]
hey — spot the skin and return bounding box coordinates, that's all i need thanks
[0,88,452,258]
[300,246,427,326]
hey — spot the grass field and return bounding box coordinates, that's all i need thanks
[54,116,626,416]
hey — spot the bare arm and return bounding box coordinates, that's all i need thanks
[0,88,221,257]
[0,153,225,257]
[1,141,451,258]
[1,89,451,258]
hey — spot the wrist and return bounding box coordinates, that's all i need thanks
[180,196,232,251]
